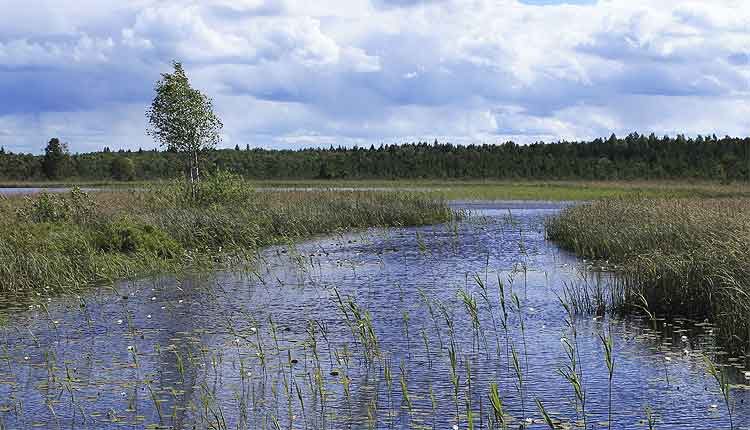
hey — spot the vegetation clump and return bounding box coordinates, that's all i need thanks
[547,198,750,353]
[0,175,455,296]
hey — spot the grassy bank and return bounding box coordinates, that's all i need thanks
[4,179,750,200]
[234,179,750,200]
[547,198,750,352]
[0,175,454,296]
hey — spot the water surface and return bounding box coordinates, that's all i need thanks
[0,201,745,429]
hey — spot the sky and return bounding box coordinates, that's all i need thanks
[0,0,748,153]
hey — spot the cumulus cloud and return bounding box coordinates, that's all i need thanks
[0,0,748,152]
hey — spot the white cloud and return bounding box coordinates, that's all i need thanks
[0,0,749,152]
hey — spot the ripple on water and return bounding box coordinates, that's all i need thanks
[0,202,745,429]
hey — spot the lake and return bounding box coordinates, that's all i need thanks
[0,201,744,429]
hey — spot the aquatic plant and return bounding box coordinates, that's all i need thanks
[0,184,455,296]
[558,295,587,427]
[704,355,734,430]
[399,361,412,412]
[598,326,615,429]
[547,198,750,354]
[645,405,657,430]
[488,382,506,429]
[510,344,526,422]
[535,398,556,429]
[459,288,483,353]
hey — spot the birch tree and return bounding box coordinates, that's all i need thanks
[146,61,222,197]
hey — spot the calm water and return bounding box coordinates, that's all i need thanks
[0,202,746,429]
[0,187,101,195]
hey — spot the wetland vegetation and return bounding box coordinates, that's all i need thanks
[0,194,748,429]
[0,174,453,296]
[548,198,750,356]
[2,61,748,426]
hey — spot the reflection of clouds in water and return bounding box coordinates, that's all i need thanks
[0,202,744,429]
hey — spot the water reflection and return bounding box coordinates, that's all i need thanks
[0,201,746,429]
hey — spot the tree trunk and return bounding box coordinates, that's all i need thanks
[193,151,200,183]
[186,151,197,200]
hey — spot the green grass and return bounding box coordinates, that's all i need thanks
[242,179,750,201]
[0,175,455,297]
[547,198,750,353]
[5,179,750,201]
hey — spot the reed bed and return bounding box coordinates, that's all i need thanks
[0,175,455,297]
[547,198,750,353]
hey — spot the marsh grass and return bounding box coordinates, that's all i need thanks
[547,198,750,354]
[0,175,455,298]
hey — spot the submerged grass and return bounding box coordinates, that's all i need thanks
[0,174,455,297]
[547,198,750,353]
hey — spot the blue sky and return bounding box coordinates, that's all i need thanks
[0,0,748,153]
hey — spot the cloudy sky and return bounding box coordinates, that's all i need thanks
[1,0,748,153]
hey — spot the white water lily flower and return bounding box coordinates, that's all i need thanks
[146,314,152,319]
[744,371,750,380]
[127,346,134,351]
[250,327,258,333]
[680,335,688,342]
[24,356,29,360]
[151,297,157,301]
[664,356,672,362]
[116,319,123,325]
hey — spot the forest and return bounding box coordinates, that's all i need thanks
[1,133,749,182]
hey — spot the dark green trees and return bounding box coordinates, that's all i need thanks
[42,138,71,179]
[111,157,135,181]
[2,134,750,182]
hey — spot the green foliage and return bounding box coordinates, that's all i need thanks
[95,218,181,258]
[0,177,454,296]
[2,134,750,182]
[146,61,222,189]
[16,188,97,224]
[547,198,750,354]
[193,171,254,207]
[111,157,135,181]
[41,138,71,179]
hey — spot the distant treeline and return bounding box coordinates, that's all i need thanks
[2,133,750,182]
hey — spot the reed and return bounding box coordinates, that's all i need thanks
[547,197,750,353]
[535,398,556,429]
[488,382,506,429]
[0,176,455,298]
[598,326,615,429]
[704,355,734,430]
